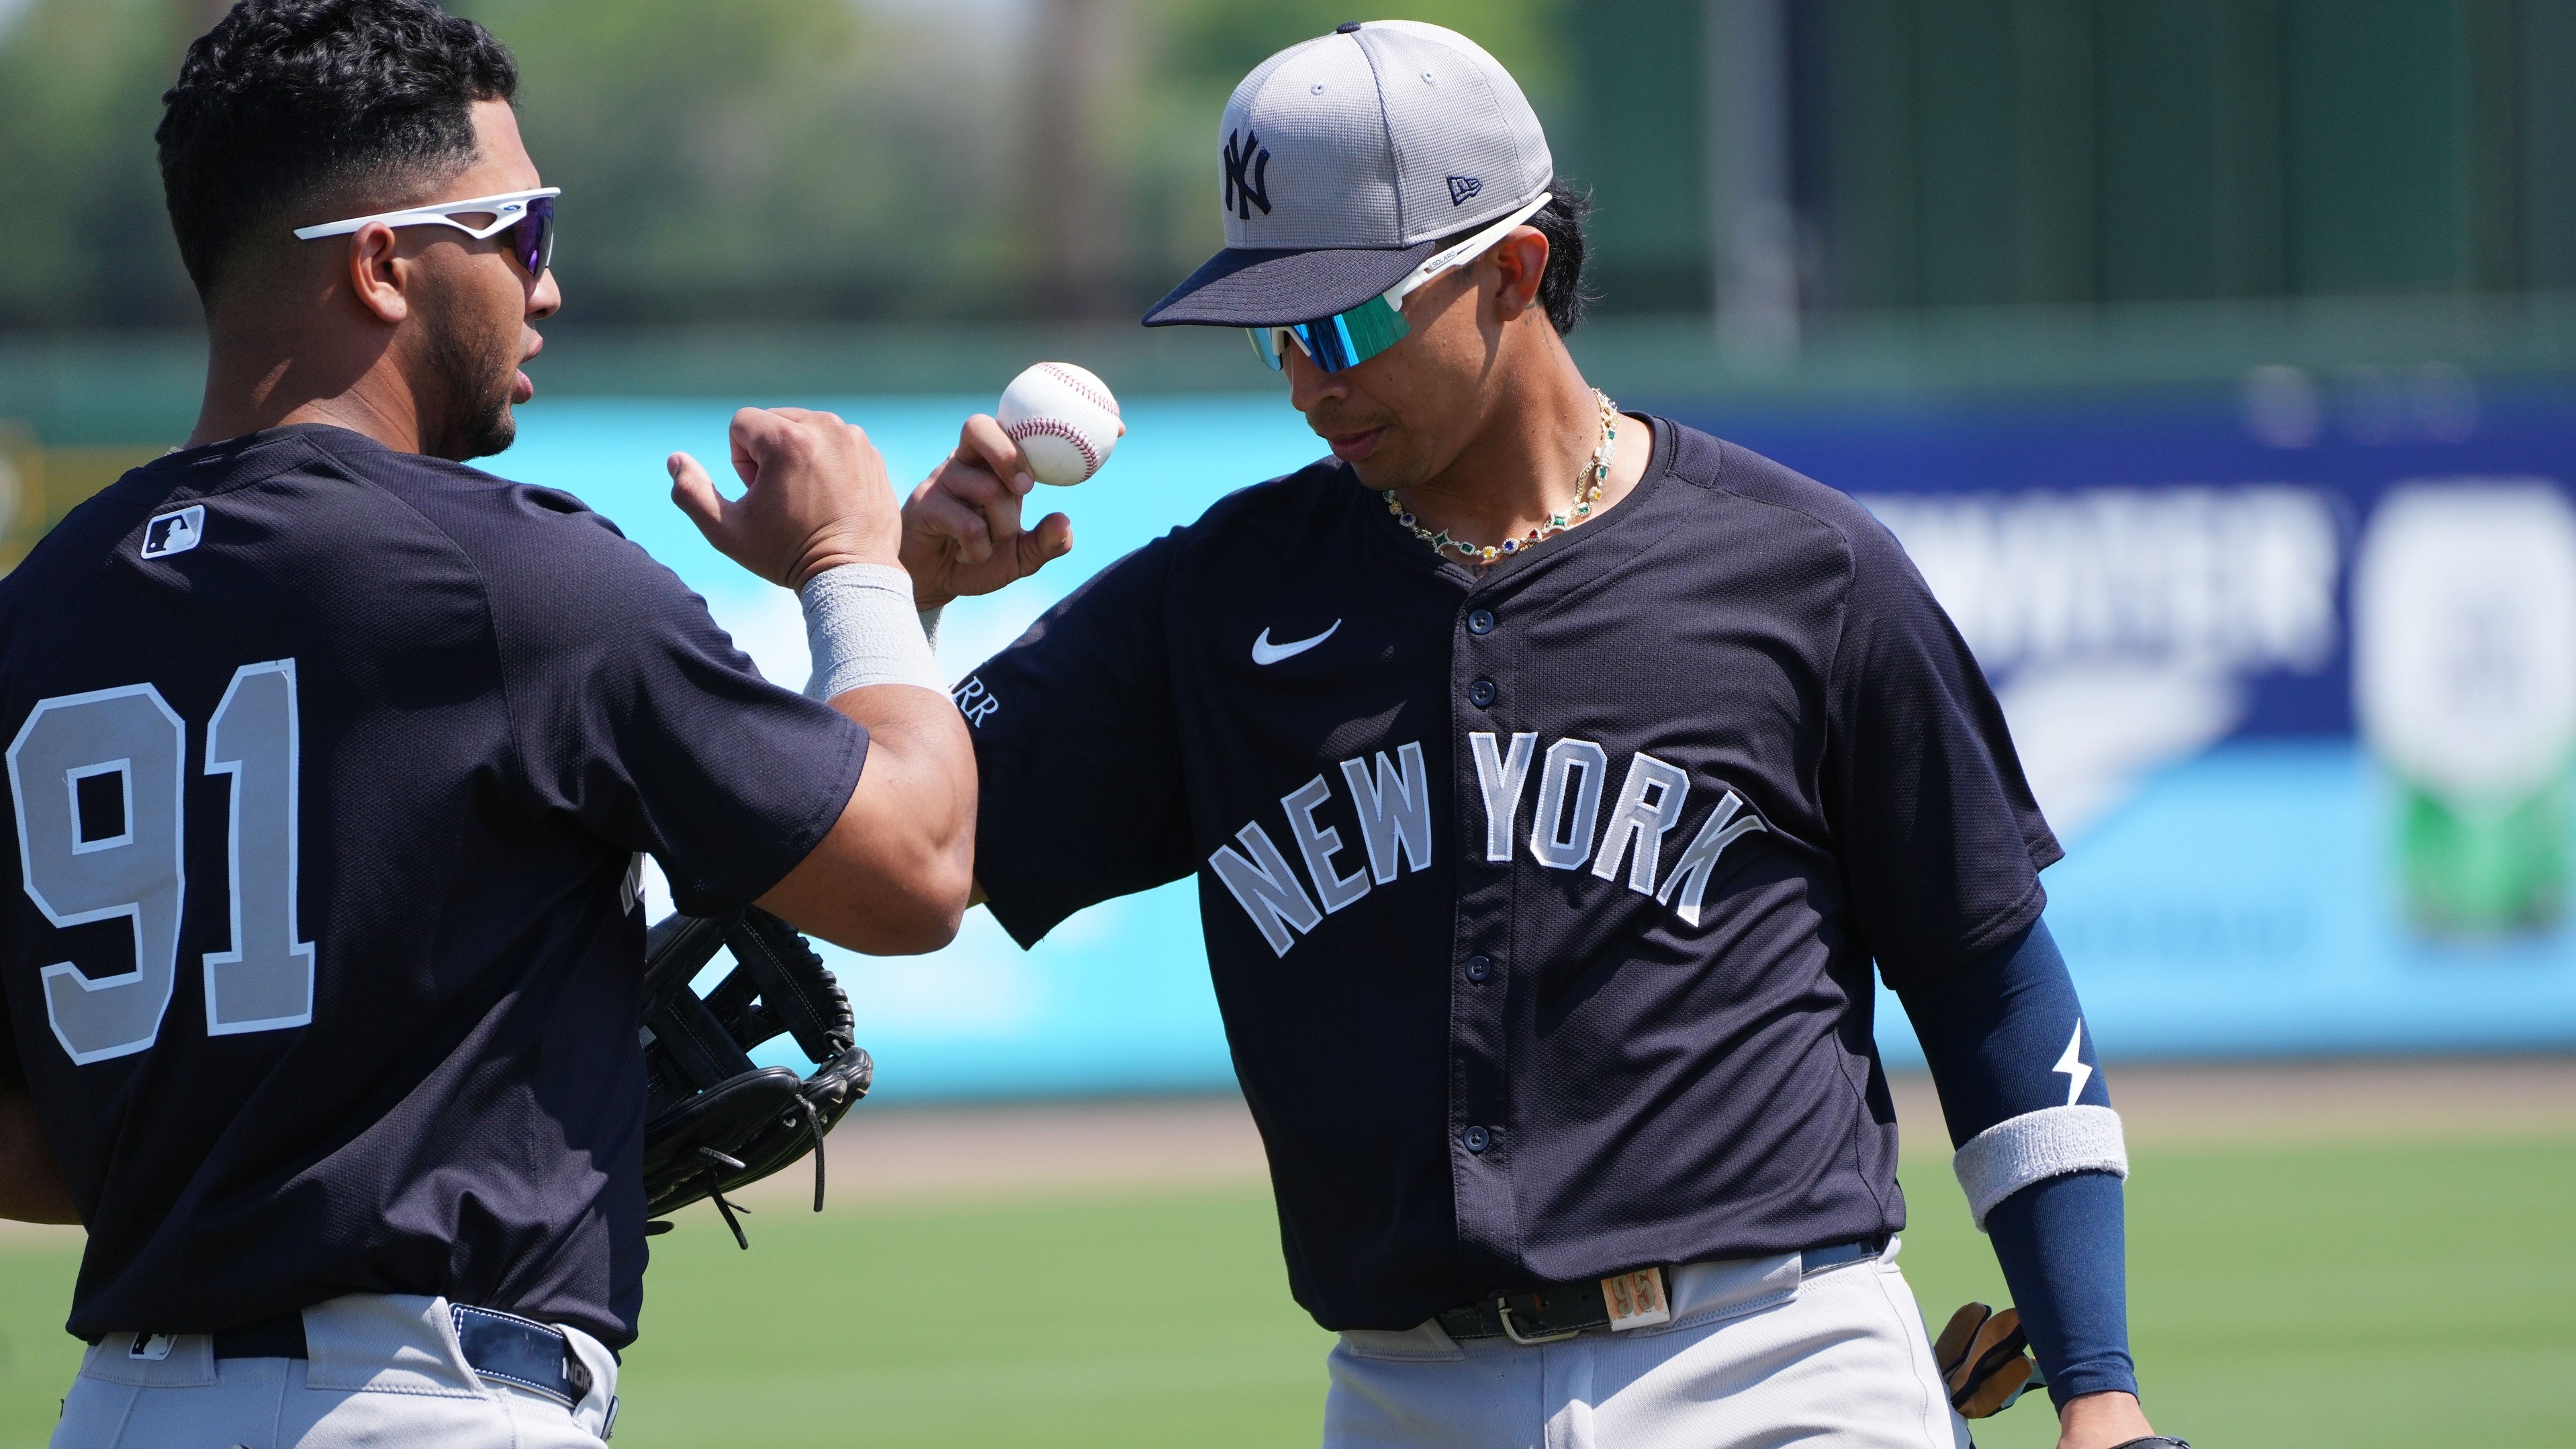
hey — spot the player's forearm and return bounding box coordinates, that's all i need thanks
[759,684,976,953]
[1984,1168,2139,1403]
[754,559,976,951]
[1899,919,2139,1403]
[0,1087,78,1225]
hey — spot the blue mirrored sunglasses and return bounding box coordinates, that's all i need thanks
[1246,191,1551,375]
[1248,296,1411,373]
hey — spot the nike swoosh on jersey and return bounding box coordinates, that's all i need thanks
[1251,620,1341,665]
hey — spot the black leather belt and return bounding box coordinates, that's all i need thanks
[449,1305,596,1407]
[191,1305,594,1407]
[1435,1238,1884,1344]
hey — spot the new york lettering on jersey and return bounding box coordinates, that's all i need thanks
[1203,733,1767,957]
[964,418,2058,1329]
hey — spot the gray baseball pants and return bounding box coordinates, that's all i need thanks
[50,1293,619,1449]
[1323,1237,1975,1449]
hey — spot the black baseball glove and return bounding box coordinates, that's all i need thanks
[639,907,873,1248]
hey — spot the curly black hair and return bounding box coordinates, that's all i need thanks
[156,0,517,300]
[1432,180,1595,335]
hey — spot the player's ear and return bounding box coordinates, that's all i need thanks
[1485,228,1549,324]
[345,221,411,326]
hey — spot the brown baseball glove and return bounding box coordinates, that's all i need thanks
[1934,1301,2045,1418]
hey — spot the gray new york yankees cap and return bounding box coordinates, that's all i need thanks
[1142,19,1555,328]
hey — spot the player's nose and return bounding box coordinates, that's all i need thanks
[1285,348,1345,414]
[527,265,562,322]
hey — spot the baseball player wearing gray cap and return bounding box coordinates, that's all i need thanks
[756,19,2183,1449]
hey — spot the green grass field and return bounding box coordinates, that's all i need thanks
[3,1132,2569,1448]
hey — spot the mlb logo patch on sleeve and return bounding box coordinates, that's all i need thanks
[140,505,205,560]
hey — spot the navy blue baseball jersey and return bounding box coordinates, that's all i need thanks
[0,424,864,1348]
[962,417,2058,1330]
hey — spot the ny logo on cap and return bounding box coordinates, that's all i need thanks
[1224,130,1273,220]
[1447,175,1483,206]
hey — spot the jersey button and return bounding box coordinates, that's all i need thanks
[1465,608,1496,635]
[1463,1125,1492,1154]
[1469,678,1498,708]
[1465,953,1492,982]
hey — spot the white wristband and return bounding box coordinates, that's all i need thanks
[1951,1105,2129,1231]
[799,564,944,700]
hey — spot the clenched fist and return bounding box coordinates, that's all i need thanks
[670,407,902,591]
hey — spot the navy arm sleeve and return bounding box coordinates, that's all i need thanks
[1901,919,2137,1406]
[960,532,1198,947]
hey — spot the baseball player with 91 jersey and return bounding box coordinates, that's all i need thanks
[0,4,973,1446]
[765,19,2192,1449]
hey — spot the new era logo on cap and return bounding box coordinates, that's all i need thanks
[1446,175,1483,206]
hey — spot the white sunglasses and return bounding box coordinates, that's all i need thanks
[1250,191,1553,373]
[292,187,560,276]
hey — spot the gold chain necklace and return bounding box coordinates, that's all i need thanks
[1384,390,1619,565]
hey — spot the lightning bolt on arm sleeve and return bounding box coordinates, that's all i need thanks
[1900,918,2137,1405]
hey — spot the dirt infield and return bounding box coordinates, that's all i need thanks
[3,1056,2568,1246]
[747,1054,2576,1211]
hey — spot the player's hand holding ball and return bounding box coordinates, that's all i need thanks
[671,406,903,590]
[901,363,1121,608]
[999,361,1122,486]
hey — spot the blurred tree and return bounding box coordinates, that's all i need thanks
[0,0,1573,329]
[1158,0,1567,100]
[7,0,2568,331]
[0,0,199,328]
[463,0,1032,320]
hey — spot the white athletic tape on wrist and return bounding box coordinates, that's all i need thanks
[799,564,943,699]
[1953,1105,2129,1231]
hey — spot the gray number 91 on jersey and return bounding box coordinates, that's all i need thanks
[7,660,314,1064]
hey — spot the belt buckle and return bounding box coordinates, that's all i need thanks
[1491,1295,1581,1346]
[1602,1266,1672,1331]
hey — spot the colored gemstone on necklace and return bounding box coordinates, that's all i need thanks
[1387,390,1615,563]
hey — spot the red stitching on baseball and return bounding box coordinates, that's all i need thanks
[1006,416,1100,475]
[1040,363,1120,418]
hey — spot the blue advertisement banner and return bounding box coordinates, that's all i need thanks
[503,376,2576,1096]
[1681,378,2576,1062]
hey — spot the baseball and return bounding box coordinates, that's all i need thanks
[997,361,1123,486]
